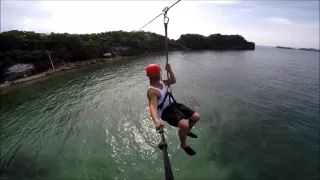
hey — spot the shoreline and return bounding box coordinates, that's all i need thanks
[0,48,254,95]
[0,57,127,94]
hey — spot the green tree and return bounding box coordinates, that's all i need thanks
[0,30,254,82]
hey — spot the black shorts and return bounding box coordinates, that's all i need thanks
[161,103,195,127]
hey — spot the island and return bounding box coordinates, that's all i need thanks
[276,46,319,52]
[298,48,320,52]
[0,30,255,86]
[276,46,295,50]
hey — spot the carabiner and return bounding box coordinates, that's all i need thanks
[162,6,169,15]
[163,6,170,24]
[164,16,169,25]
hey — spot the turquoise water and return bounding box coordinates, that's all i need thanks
[1,46,319,180]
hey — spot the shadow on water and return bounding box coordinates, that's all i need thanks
[0,155,50,180]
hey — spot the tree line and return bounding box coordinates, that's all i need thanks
[178,33,255,50]
[0,30,255,82]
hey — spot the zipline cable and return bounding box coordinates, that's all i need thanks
[138,13,162,31]
[136,0,181,31]
[168,0,181,10]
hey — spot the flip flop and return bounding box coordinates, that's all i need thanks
[181,145,196,156]
[187,132,198,138]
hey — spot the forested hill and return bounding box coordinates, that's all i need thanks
[178,33,255,50]
[0,30,255,82]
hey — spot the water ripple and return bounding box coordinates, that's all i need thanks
[1,48,319,180]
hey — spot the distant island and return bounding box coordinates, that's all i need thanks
[298,48,320,52]
[276,46,319,52]
[0,30,255,85]
[276,46,294,50]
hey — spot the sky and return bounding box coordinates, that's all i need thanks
[1,0,319,49]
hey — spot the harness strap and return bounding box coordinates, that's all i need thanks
[158,91,177,110]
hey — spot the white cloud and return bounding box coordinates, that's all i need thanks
[239,8,253,13]
[268,17,293,25]
[255,16,320,48]
[1,1,319,48]
[26,0,217,39]
[189,0,241,5]
[267,16,319,30]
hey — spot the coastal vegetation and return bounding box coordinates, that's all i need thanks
[0,30,255,83]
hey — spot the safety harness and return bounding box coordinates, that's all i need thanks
[157,90,177,110]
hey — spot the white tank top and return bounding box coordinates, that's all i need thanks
[148,81,173,117]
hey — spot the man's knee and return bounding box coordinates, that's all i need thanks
[178,119,189,130]
[190,112,200,122]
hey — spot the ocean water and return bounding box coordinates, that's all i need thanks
[1,46,319,180]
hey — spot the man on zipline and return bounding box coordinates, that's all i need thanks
[146,63,200,156]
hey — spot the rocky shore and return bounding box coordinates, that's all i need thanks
[0,57,125,93]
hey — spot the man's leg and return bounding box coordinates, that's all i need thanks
[188,112,200,132]
[175,103,200,138]
[178,119,189,147]
[178,119,196,156]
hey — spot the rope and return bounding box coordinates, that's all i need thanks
[163,12,171,93]
[136,0,181,31]
[157,4,176,180]
[136,2,182,180]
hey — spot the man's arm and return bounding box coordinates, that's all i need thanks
[163,63,176,86]
[147,90,160,125]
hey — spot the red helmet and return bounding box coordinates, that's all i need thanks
[146,64,161,77]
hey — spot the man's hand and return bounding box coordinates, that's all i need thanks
[165,63,172,73]
[163,63,176,86]
[155,119,165,129]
